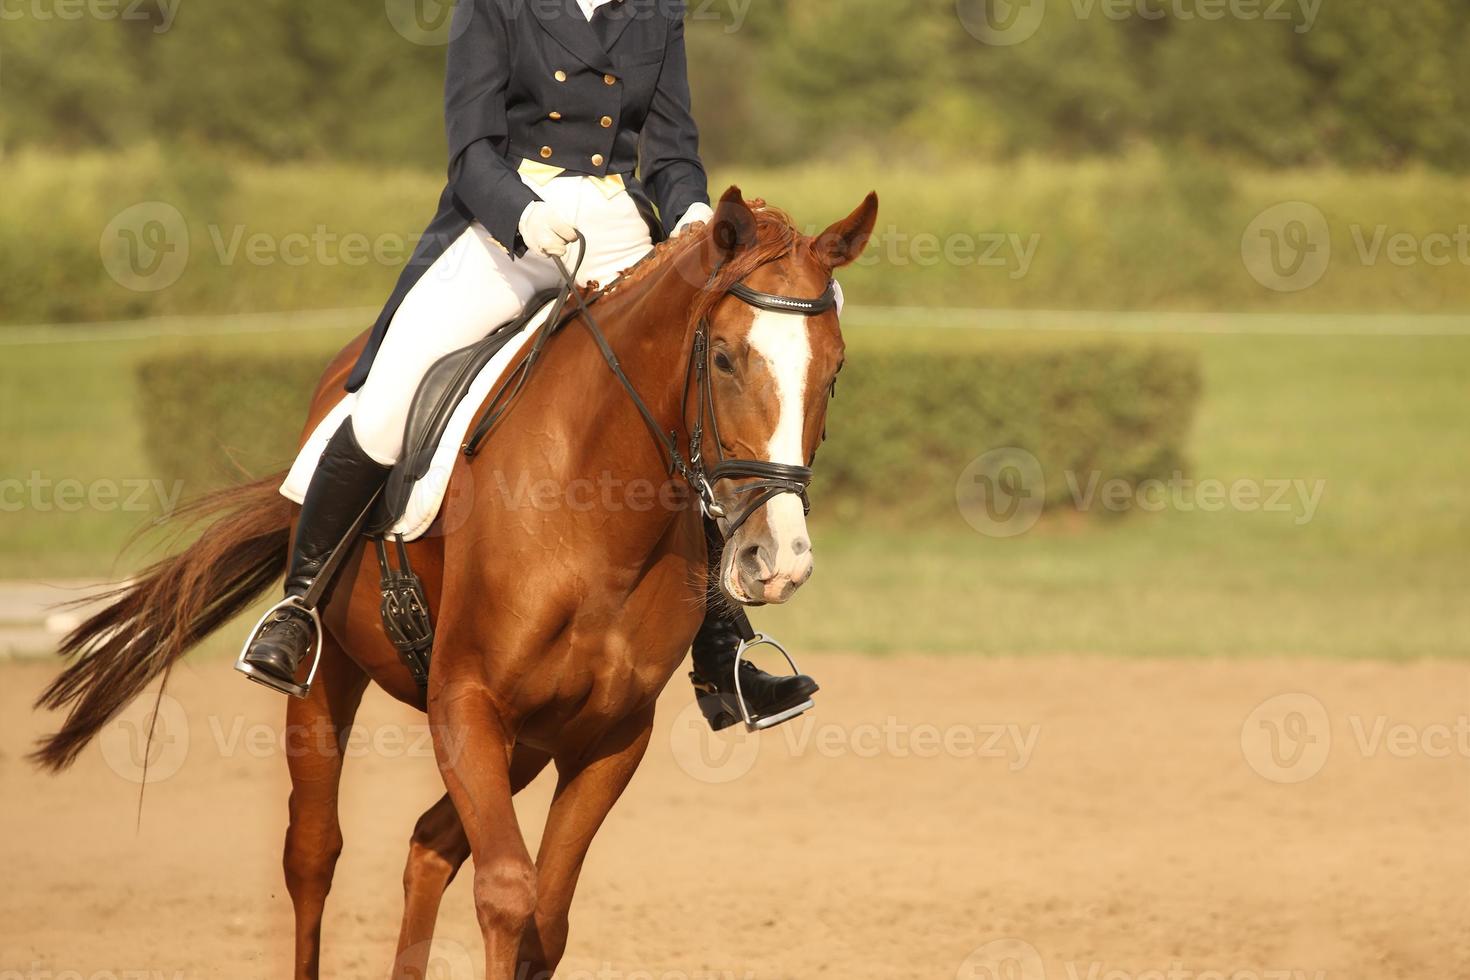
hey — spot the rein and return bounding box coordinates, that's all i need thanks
[462,230,836,539]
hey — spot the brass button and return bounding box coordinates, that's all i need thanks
[591,153,605,167]
[548,111,563,120]
[554,70,567,82]
[599,115,613,128]
[539,145,553,159]
[603,73,617,86]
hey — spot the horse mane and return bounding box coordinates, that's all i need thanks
[593,198,803,330]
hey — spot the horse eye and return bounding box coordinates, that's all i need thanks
[713,351,735,374]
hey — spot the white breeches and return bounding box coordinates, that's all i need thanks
[350,171,654,465]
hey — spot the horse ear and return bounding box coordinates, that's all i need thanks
[711,185,758,259]
[814,191,879,270]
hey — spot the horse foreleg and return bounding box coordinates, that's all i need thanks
[281,636,369,980]
[518,709,655,980]
[430,679,538,980]
[392,747,551,980]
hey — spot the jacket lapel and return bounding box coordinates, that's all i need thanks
[595,0,639,51]
[531,0,615,73]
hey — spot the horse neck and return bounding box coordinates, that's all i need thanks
[576,247,708,448]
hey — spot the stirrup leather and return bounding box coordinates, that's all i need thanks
[733,632,814,732]
[233,597,324,700]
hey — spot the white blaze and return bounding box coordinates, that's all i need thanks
[745,309,812,571]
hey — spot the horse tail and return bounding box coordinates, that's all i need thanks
[30,473,294,772]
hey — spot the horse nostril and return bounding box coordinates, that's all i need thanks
[738,543,765,581]
[790,536,811,557]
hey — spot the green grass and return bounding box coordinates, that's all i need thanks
[760,324,1470,658]
[2,315,1466,658]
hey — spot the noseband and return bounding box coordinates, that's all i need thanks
[687,279,838,536]
[462,231,836,542]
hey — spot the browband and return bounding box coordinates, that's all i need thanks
[728,280,838,316]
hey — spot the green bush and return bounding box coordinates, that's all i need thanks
[136,339,1200,525]
[10,152,1470,327]
[817,339,1200,523]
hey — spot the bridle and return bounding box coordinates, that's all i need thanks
[462,230,837,541]
[686,279,837,535]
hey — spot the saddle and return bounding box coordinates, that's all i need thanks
[280,289,569,542]
[370,287,564,534]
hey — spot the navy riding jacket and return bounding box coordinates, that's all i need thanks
[347,0,710,391]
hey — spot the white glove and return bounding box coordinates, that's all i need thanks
[519,201,578,258]
[671,202,714,235]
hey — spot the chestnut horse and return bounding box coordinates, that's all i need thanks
[31,186,878,979]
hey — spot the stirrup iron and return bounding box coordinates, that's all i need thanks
[732,632,814,732]
[233,597,324,700]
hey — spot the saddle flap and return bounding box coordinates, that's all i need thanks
[370,287,565,534]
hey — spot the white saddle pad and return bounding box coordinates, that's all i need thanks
[280,299,555,541]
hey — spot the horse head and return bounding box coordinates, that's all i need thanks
[690,186,879,606]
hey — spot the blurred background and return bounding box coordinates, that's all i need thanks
[4,3,1470,977]
[2,0,1465,659]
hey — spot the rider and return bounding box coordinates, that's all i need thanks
[240,0,820,729]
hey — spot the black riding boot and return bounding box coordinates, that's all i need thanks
[242,421,392,688]
[689,520,819,731]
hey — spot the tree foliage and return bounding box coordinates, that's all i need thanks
[3,0,1467,170]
